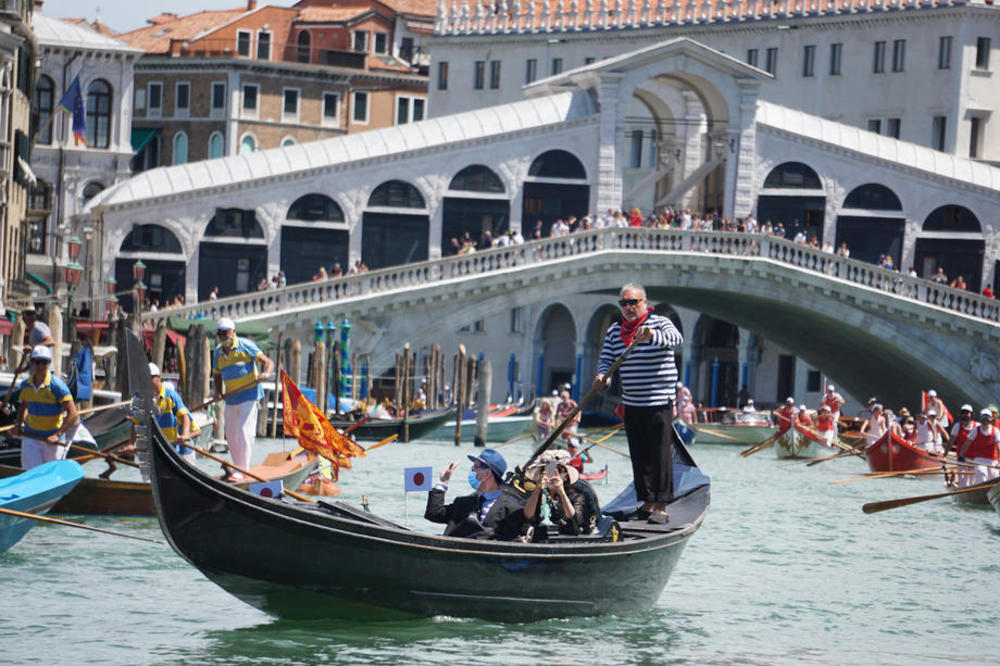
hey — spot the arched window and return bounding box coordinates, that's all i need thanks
[843,183,902,210]
[296,30,311,63]
[923,205,981,233]
[86,79,112,149]
[35,75,54,145]
[287,194,345,222]
[172,131,188,165]
[205,208,264,239]
[368,180,425,208]
[208,132,224,159]
[763,162,821,189]
[82,181,104,204]
[449,165,505,193]
[281,137,296,148]
[120,224,183,253]
[528,150,586,179]
[239,134,256,155]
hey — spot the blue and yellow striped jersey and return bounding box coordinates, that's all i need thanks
[20,371,73,439]
[212,337,264,405]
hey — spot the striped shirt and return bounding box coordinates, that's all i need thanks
[597,314,683,407]
[213,337,264,405]
[133,383,191,450]
[20,371,73,438]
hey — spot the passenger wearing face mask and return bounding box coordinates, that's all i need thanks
[424,449,527,539]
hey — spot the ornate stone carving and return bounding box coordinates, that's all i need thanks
[970,349,1000,383]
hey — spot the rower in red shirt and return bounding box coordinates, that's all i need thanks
[774,397,795,432]
[957,409,1000,487]
[815,405,836,446]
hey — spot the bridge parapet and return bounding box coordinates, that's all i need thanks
[145,228,1000,328]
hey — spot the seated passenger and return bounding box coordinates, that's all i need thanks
[523,453,599,536]
[424,449,525,540]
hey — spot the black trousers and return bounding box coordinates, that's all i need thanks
[623,404,674,503]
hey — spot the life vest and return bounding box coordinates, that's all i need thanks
[821,394,842,414]
[950,422,975,451]
[962,425,1000,461]
[816,413,834,432]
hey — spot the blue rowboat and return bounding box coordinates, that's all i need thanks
[0,460,85,554]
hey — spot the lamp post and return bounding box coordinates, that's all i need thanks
[132,259,146,313]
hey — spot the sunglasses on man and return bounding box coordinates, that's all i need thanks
[618,298,643,307]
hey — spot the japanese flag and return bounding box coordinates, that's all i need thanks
[404,466,433,492]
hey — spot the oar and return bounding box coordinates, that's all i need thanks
[740,431,780,458]
[189,378,266,413]
[578,434,630,459]
[695,426,743,442]
[362,433,398,452]
[67,443,140,468]
[522,337,639,472]
[178,441,316,504]
[498,432,535,448]
[343,416,370,435]
[833,467,958,484]
[0,356,29,415]
[73,438,131,465]
[0,399,132,434]
[0,506,163,544]
[862,480,1000,514]
[804,451,854,466]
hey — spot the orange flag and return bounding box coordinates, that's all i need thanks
[281,370,364,479]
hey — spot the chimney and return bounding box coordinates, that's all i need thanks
[247,0,257,9]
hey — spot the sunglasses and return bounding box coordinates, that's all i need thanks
[618,298,643,307]
[216,331,229,337]
[30,359,50,365]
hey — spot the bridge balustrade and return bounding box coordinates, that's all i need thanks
[144,228,1000,326]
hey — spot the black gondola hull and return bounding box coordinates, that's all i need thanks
[149,418,707,621]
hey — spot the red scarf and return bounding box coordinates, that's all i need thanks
[619,307,653,346]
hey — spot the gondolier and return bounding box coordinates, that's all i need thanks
[13,346,79,469]
[212,318,274,478]
[593,283,682,525]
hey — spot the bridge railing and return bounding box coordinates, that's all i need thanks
[144,228,1000,325]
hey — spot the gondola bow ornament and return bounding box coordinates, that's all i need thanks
[281,371,364,478]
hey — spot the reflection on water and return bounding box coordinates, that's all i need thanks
[2,436,997,665]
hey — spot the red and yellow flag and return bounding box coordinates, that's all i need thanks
[281,370,364,479]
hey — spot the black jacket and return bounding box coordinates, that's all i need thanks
[425,486,526,540]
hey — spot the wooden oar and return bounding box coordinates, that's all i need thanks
[189,378,266,413]
[740,431,781,458]
[67,443,140,468]
[695,426,742,442]
[579,434,630,459]
[833,467,958,484]
[0,506,163,544]
[362,433,398,452]
[804,451,854,466]
[73,438,131,465]
[498,432,535,448]
[0,399,131,434]
[522,337,639,472]
[179,441,316,503]
[862,480,1000,514]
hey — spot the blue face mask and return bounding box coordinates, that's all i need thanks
[468,471,481,490]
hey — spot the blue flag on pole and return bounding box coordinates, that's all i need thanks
[56,75,87,146]
[404,466,433,492]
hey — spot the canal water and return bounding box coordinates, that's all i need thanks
[2,434,997,665]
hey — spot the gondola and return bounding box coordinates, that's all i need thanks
[773,420,839,459]
[0,460,84,554]
[950,477,997,507]
[146,414,711,621]
[691,408,777,446]
[865,430,943,473]
[327,406,454,441]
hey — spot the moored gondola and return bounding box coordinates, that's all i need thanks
[146,413,710,621]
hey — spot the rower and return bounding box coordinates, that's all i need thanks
[774,397,795,430]
[13,345,78,469]
[794,404,812,428]
[925,390,951,427]
[534,400,555,439]
[815,405,836,445]
[914,410,948,454]
[944,404,976,458]
[860,403,887,446]
[565,439,592,474]
[555,390,580,444]
[956,409,1000,487]
[821,385,845,435]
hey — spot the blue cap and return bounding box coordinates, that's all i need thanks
[467,449,506,482]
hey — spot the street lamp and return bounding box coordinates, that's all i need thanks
[132,259,146,283]
[132,260,147,313]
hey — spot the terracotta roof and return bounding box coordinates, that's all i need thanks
[118,8,248,54]
[295,0,437,19]
[297,6,376,22]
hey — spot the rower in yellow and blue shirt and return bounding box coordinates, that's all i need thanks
[212,317,274,479]
[13,345,79,469]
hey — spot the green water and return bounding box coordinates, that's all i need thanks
[2,435,997,665]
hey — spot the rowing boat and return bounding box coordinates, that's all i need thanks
[146,411,710,620]
[327,406,454,442]
[692,409,777,446]
[988,482,1000,517]
[865,431,943,473]
[773,421,838,459]
[950,477,997,507]
[0,460,84,554]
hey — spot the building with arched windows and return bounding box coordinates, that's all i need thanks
[28,14,141,302]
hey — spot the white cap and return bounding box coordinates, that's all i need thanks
[981,408,992,417]
[928,389,937,397]
[217,317,236,331]
[827,385,835,392]
[786,397,794,403]
[799,404,807,411]
[960,404,973,412]
[29,345,52,361]
[148,362,161,377]
[747,399,754,405]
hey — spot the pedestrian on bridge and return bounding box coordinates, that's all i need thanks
[593,283,683,525]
